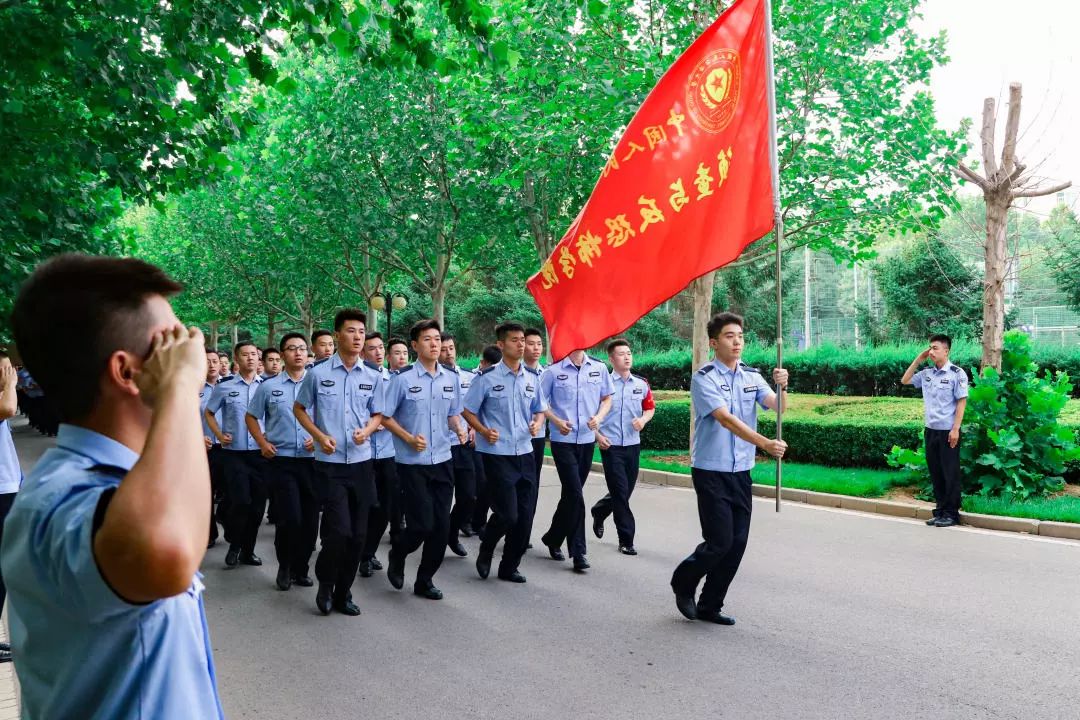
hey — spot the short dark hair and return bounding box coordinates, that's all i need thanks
[606,338,630,353]
[279,332,306,352]
[440,332,455,343]
[387,337,408,353]
[364,331,383,344]
[524,327,543,341]
[11,254,182,421]
[263,347,281,359]
[205,347,219,357]
[409,319,441,342]
[481,344,503,365]
[333,309,367,331]
[929,333,952,349]
[707,312,744,340]
[495,322,525,341]
[234,341,257,356]
[217,351,229,360]
[311,329,332,344]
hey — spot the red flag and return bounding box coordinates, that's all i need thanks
[527,0,775,360]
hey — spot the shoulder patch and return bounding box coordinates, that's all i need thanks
[476,366,496,376]
[441,362,458,374]
[363,359,382,372]
[391,364,414,376]
[631,373,649,385]
[696,365,715,375]
[948,364,961,374]
[313,357,329,367]
[524,365,541,376]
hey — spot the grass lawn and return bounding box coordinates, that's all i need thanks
[963,494,1080,524]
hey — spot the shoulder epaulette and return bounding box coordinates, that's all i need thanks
[948,364,961,373]
[477,366,496,376]
[441,362,458,374]
[391,364,413,376]
[217,375,233,384]
[631,373,649,385]
[363,359,383,372]
[696,364,715,375]
[524,364,542,375]
[313,357,329,367]
[738,362,761,374]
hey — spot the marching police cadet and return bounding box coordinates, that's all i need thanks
[901,334,968,528]
[671,312,788,625]
[382,320,466,600]
[462,323,546,584]
[0,352,22,664]
[293,310,384,617]
[470,344,502,536]
[523,328,548,483]
[439,332,476,555]
[201,349,224,548]
[261,347,282,380]
[205,342,266,568]
[591,339,654,555]
[387,337,411,371]
[359,331,400,577]
[310,329,335,366]
[246,333,319,591]
[539,349,613,572]
[3,255,223,717]
[217,351,232,382]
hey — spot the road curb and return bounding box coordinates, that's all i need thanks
[544,457,1078,539]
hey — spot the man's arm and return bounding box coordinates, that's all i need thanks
[709,406,786,458]
[0,365,17,420]
[93,326,211,602]
[902,350,931,385]
[949,398,967,448]
[588,395,612,430]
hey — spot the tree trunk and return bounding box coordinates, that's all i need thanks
[209,321,219,352]
[231,324,239,348]
[431,284,446,330]
[266,316,277,349]
[982,192,1009,371]
[688,271,716,443]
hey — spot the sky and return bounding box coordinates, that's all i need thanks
[917,0,1078,214]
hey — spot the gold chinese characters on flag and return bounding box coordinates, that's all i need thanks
[527,0,775,360]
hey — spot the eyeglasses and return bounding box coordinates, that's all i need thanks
[283,345,308,353]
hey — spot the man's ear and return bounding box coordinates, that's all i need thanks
[106,351,141,397]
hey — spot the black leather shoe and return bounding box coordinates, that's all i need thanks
[448,541,468,557]
[619,545,637,556]
[0,649,11,664]
[673,589,698,620]
[460,523,474,538]
[358,559,373,578]
[547,544,566,561]
[573,556,590,572]
[498,570,527,583]
[933,516,959,527]
[592,513,605,539]
[925,517,940,526]
[369,557,384,571]
[476,549,493,579]
[292,575,314,587]
[225,545,240,567]
[414,584,444,600]
[275,565,291,591]
[207,538,218,549]
[333,599,362,616]
[316,584,333,615]
[239,551,262,566]
[698,608,736,626]
[387,552,405,590]
[526,542,533,549]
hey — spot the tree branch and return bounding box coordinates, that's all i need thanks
[952,163,989,191]
[1012,180,1072,199]
[981,97,999,179]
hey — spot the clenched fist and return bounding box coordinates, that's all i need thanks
[137,325,206,408]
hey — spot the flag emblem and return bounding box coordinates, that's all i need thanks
[687,49,742,134]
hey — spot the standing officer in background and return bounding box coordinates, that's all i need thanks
[3,255,223,718]
[205,342,266,568]
[246,333,318,591]
[540,349,612,572]
[671,312,788,626]
[591,339,654,556]
[294,309,384,617]
[469,344,503,537]
[462,323,546,584]
[439,332,476,556]
[382,320,466,600]
[902,334,968,528]
[310,330,335,365]
[387,337,411,371]
[359,331,399,577]
[0,352,23,664]
[261,348,282,380]
[200,349,224,548]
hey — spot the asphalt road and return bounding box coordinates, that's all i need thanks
[11,419,1080,720]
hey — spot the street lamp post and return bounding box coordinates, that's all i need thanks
[370,292,408,338]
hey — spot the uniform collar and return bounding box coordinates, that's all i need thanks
[279,370,306,385]
[56,424,140,472]
[233,373,261,386]
[559,356,593,371]
[497,360,525,377]
[331,353,363,372]
[712,359,738,377]
[412,361,445,379]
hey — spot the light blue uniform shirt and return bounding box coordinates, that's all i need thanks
[369,363,396,460]
[295,353,385,464]
[912,363,969,431]
[540,356,614,445]
[0,419,23,494]
[247,372,314,458]
[599,372,652,447]
[464,361,546,456]
[206,374,263,451]
[0,425,223,720]
[442,364,476,447]
[690,359,775,473]
[384,363,463,465]
[198,381,221,444]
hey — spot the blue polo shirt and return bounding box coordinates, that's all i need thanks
[247,371,314,458]
[295,353,385,464]
[463,361,546,456]
[540,356,614,445]
[0,424,223,720]
[384,363,463,465]
[911,363,969,431]
[205,374,263,451]
[690,359,775,473]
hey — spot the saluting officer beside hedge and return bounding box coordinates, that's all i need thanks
[901,334,968,528]
[671,312,788,626]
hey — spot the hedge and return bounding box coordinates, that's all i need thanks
[643,395,1080,471]
[632,342,1080,397]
